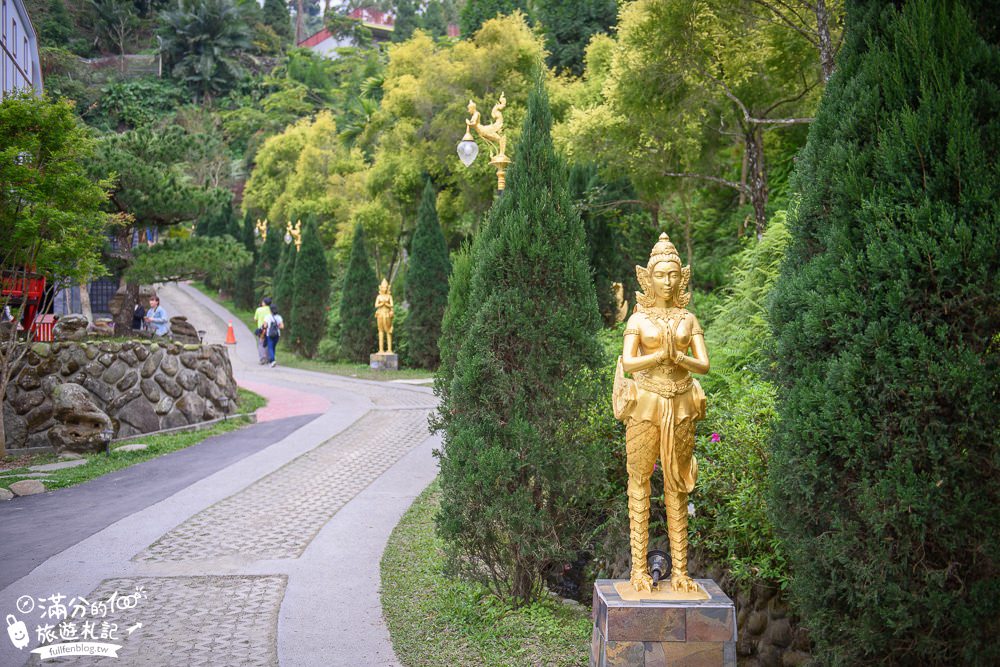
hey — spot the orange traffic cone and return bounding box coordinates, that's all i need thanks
[225,321,237,345]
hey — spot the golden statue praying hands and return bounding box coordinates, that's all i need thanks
[375,279,394,354]
[613,233,708,595]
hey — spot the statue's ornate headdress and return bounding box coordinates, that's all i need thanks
[635,233,691,309]
[379,278,390,293]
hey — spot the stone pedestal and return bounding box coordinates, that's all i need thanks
[591,579,736,667]
[369,352,398,371]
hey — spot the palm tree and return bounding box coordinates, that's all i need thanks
[158,0,252,104]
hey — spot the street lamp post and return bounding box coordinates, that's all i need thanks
[458,93,512,193]
[254,218,268,241]
[284,220,302,251]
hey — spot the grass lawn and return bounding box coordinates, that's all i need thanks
[381,479,592,667]
[191,282,434,383]
[0,387,267,492]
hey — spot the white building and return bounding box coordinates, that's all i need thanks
[1,0,42,96]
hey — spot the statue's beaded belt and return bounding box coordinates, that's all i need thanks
[635,373,693,398]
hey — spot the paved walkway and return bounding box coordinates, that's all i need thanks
[0,283,440,667]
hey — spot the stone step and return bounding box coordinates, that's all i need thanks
[29,458,89,472]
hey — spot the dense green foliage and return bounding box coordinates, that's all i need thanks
[459,0,530,37]
[261,0,292,42]
[126,236,251,284]
[536,0,617,76]
[768,2,1000,663]
[338,224,378,363]
[233,213,258,311]
[404,180,451,369]
[435,81,609,604]
[0,94,111,285]
[158,0,252,103]
[290,221,330,358]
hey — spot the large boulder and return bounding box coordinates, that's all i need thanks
[52,314,89,342]
[169,316,200,344]
[48,383,113,455]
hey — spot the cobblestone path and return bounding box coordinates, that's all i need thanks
[6,283,439,667]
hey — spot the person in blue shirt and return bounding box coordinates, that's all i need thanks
[144,296,170,337]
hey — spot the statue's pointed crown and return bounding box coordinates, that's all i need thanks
[647,232,682,270]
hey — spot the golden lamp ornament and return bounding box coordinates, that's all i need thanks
[613,233,710,598]
[457,93,512,192]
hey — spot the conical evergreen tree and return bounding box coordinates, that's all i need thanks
[404,179,451,369]
[767,2,1000,663]
[255,224,282,300]
[290,221,330,358]
[435,78,606,604]
[233,212,258,311]
[262,0,293,42]
[338,224,378,362]
[273,239,297,329]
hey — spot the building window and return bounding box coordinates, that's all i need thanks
[11,19,16,61]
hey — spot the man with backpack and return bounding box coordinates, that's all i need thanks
[254,297,272,365]
[263,305,284,368]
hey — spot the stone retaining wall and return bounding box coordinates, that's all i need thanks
[3,340,238,450]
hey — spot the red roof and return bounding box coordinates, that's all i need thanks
[299,28,332,48]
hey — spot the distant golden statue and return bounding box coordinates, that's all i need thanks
[612,282,629,323]
[613,233,709,595]
[374,279,394,354]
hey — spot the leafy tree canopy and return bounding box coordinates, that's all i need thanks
[126,235,252,283]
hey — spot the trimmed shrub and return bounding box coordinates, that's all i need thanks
[233,212,258,311]
[290,221,330,358]
[338,223,378,362]
[768,2,1000,663]
[435,79,609,604]
[273,239,297,329]
[404,179,451,369]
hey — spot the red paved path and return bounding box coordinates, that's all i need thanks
[239,378,332,423]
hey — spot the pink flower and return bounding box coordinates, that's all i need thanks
[653,463,659,471]
[710,433,721,443]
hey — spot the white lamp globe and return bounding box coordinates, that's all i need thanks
[457,139,479,167]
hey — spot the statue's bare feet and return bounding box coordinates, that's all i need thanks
[630,570,654,592]
[670,574,700,594]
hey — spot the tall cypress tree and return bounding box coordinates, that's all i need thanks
[338,224,378,362]
[273,239,297,327]
[262,0,293,42]
[435,78,606,604]
[290,221,329,358]
[404,179,451,369]
[255,224,282,300]
[768,2,1000,663]
[233,212,258,311]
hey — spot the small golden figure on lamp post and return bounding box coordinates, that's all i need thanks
[254,218,268,241]
[613,233,709,597]
[457,93,512,192]
[284,220,302,251]
[374,278,394,354]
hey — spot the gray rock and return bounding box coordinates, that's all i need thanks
[133,344,149,361]
[177,369,199,391]
[747,610,768,636]
[117,370,138,391]
[102,359,129,385]
[24,401,54,429]
[60,345,88,376]
[118,348,137,366]
[90,319,114,337]
[30,342,51,358]
[59,452,84,460]
[180,353,198,369]
[2,403,28,449]
[160,353,179,376]
[83,344,99,360]
[97,352,114,368]
[114,443,148,452]
[141,349,164,378]
[155,374,183,399]
[52,314,89,341]
[0,488,13,501]
[155,396,174,415]
[98,341,122,353]
[160,409,189,429]
[139,378,161,403]
[175,394,205,422]
[49,383,113,455]
[106,386,142,413]
[11,389,44,415]
[83,360,104,378]
[765,617,793,649]
[169,316,200,344]
[118,397,159,433]
[16,367,40,391]
[81,375,115,403]
[9,480,46,496]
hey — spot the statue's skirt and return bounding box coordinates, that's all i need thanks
[630,376,706,494]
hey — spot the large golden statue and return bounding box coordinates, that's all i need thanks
[613,233,708,595]
[374,279,395,354]
[465,93,507,158]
